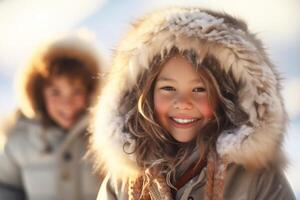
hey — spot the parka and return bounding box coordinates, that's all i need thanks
[0,33,103,200]
[89,7,296,200]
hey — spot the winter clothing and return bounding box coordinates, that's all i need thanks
[99,167,294,200]
[0,112,100,200]
[0,33,102,200]
[19,33,102,119]
[98,152,294,200]
[89,7,295,200]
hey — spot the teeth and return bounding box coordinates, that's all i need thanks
[172,118,197,124]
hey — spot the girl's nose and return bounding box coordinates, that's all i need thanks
[61,97,76,113]
[173,95,192,110]
[62,96,73,106]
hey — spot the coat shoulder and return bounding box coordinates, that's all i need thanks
[224,164,296,200]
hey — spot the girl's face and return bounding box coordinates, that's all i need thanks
[154,56,214,142]
[43,76,87,130]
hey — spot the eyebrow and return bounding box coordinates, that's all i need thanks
[156,77,175,82]
[156,77,203,84]
[190,79,203,84]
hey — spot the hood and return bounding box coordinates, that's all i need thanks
[90,7,288,180]
[18,32,104,118]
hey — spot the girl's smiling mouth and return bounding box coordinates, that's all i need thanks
[169,117,200,128]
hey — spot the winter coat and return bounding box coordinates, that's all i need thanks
[89,7,296,200]
[0,112,101,200]
[98,153,294,200]
[0,32,103,200]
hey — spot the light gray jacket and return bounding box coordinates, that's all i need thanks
[0,113,100,200]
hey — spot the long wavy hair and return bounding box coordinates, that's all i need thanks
[122,46,248,183]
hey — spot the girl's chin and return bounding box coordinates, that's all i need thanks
[172,134,197,143]
[57,120,74,130]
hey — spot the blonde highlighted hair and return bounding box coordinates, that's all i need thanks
[121,47,248,182]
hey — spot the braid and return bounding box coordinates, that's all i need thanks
[129,176,150,200]
[205,151,228,200]
[128,168,172,200]
[149,174,172,200]
[205,152,216,200]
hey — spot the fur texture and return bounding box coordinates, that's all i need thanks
[18,33,104,118]
[90,7,288,181]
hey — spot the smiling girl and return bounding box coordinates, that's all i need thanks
[154,55,215,143]
[90,7,295,200]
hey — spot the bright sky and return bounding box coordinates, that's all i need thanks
[0,0,106,77]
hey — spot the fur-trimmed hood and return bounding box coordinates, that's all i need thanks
[90,7,288,180]
[18,32,104,118]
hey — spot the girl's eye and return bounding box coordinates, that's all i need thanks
[161,86,175,92]
[49,89,60,96]
[73,89,85,96]
[193,87,206,93]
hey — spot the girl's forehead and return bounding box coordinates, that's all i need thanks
[47,75,85,87]
[158,56,204,79]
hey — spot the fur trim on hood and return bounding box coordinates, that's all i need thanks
[90,7,288,181]
[18,32,104,118]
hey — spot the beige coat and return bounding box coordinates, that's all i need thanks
[0,112,100,200]
[89,7,296,200]
[98,159,295,200]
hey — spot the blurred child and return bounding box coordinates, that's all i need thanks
[0,33,103,200]
[90,7,295,200]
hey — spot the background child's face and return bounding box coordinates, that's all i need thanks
[43,76,87,129]
[154,56,214,143]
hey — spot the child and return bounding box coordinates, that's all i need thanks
[0,33,103,200]
[90,7,295,200]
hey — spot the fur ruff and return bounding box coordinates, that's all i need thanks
[90,7,288,184]
[18,33,103,118]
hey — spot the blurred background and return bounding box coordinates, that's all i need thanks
[0,0,299,198]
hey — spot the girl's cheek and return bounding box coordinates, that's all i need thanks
[196,96,214,119]
[201,102,214,119]
[45,96,59,107]
[76,96,87,106]
[154,95,170,115]
[203,105,214,118]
